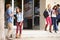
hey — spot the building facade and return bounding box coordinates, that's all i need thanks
[0,0,60,39]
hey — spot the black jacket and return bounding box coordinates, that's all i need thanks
[43,10,49,18]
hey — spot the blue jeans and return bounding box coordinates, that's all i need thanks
[52,17,58,31]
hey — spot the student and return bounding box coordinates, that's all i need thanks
[15,7,23,38]
[43,4,52,33]
[6,4,13,39]
[52,5,58,33]
[57,4,60,26]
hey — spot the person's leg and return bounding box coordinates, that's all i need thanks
[7,23,13,38]
[49,17,52,32]
[57,19,59,26]
[20,24,22,34]
[54,17,57,33]
[19,22,23,37]
[45,17,48,31]
[16,22,19,38]
[51,17,53,25]
[52,17,55,30]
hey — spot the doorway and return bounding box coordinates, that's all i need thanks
[5,0,40,30]
[23,0,40,30]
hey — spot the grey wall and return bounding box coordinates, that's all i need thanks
[40,0,46,30]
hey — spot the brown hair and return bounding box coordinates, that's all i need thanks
[16,7,21,13]
[6,4,11,9]
[53,5,57,10]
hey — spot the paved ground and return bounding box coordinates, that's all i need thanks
[5,23,60,40]
[5,30,60,40]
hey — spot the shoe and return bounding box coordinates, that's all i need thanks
[55,31,57,33]
[10,34,12,38]
[16,34,19,38]
[19,34,21,38]
[49,31,52,33]
[6,36,12,40]
[45,29,47,31]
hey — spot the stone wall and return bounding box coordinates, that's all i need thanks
[0,0,5,40]
[40,0,46,30]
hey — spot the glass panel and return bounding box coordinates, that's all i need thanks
[23,0,33,29]
[34,16,39,26]
[34,0,40,26]
[34,0,40,15]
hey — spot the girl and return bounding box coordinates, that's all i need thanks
[16,7,23,38]
[52,5,58,33]
[43,4,52,33]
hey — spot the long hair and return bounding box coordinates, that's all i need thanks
[16,7,21,13]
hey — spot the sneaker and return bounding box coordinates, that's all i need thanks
[6,36,12,40]
[49,31,52,33]
[55,31,57,33]
[19,34,21,38]
[16,34,19,38]
[10,34,12,38]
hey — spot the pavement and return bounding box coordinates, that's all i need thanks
[5,23,60,40]
[5,30,60,40]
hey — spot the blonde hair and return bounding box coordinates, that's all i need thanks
[46,4,51,11]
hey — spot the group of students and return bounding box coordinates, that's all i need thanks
[43,4,60,33]
[5,3,60,39]
[6,3,23,39]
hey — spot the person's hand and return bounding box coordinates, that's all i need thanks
[13,16,15,19]
[20,23,22,26]
[20,22,23,26]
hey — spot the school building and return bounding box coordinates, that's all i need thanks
[0,0,60,40]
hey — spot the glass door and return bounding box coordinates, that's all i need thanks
[23,0,33,29]
[33,0,40,30]
[23,0,40,30]
[5,0,40,30]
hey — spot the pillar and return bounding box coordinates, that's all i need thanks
[0,0,5,40]
[40,0,46,30]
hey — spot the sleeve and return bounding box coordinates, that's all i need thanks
[8,9,12,16]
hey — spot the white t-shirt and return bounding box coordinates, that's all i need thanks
[47,9,52,17]
[52,10,56,17]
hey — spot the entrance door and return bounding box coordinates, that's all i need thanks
[23,0,40,30]
[5,0,40,30]
[23,0,33,29]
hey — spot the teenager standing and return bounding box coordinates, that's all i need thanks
[6,4,13,38]
[43,4,52,33]
[15,7,23,38]
[52,5,58,33]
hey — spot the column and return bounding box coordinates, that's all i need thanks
[0,0,5,40]
[40,0,46,30]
